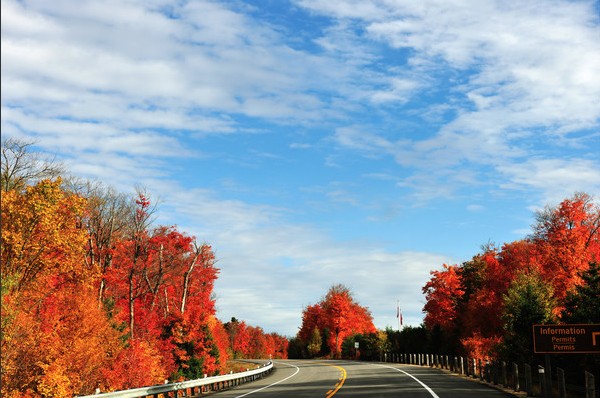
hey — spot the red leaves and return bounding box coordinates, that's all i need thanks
[298,284,376,358]
[460,333,501,363]
[224,318,288,360]
[102,340,166,390]
[422,264,464,331]
[533,193,600,298]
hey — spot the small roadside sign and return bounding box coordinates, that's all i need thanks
[354,342,359,349]
[533,324,600,354]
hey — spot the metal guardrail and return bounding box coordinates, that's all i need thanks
[78,361,274,398]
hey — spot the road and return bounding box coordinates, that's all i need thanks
[212,360,516,398]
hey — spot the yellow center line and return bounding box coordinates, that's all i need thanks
[324,364,347,398]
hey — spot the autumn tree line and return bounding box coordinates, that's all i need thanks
[420,192,599,366]
[290,194,599,378]
[0,139,287,398]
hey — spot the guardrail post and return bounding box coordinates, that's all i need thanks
[524,364,532,396]
[585,371,595,398]
[538,365,546,398]
[512,362,520,392]
[502,361,507,387]
[557,367,565,398]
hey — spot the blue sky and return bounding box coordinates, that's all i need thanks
[2,0,599,336]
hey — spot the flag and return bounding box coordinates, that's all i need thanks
[397,304,403,326]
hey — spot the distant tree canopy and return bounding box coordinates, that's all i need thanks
[296,284,376,358]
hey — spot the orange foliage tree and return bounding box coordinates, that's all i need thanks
[297,284,376,358]
[223,317,288,360]
[532,192,600,300]
[422,264,464,332]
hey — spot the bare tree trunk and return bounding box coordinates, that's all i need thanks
[98,279,105,309]
[164,287,169,318]
[180,244,202,314]
[129,269,135,340]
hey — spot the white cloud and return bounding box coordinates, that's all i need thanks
[157,187,451,335]
[301,0,600,202]
[1,0,372,148]
[498,158,600,204]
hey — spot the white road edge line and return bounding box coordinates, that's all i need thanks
[374,364,440,398]
[234,361,301,398]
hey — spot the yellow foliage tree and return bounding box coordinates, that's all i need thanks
[1,178,122,397]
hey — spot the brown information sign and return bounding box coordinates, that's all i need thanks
[533,324,600,354]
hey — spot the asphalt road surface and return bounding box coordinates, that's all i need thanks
[212,360,516,398]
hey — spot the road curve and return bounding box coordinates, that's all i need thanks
[212,360,516,398]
